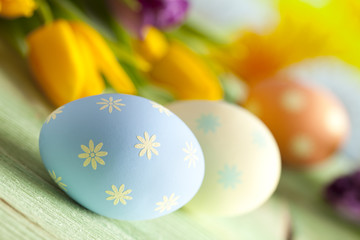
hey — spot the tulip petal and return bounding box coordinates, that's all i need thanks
[72,29,105,98]
[0,0,37,18]
[134,27,168,64]
[27,20,85,106]
[70,22,136,95]
[149,41,223,100]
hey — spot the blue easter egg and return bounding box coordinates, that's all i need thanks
[39,94,204,220]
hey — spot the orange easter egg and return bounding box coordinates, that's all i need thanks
[243,78,350,167]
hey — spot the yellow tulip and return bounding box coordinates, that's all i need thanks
[0,0,36,18]
[70,22,136,95]
[136,28,223,100]
[27,20,136,106]
[133,27,168,64]
[218,0,360,86]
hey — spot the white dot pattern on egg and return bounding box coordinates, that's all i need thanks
[280,89,307,113]
[39,94,205,221]
[167,100,281,216]
[290,134,315,159]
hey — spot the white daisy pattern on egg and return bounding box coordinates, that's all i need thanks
[150,101,172,116]
[135,131,160,160]
[183,142,198,168]
[46,106,64,124]
[78,140,108,170]
[97,97,125,113]
[105,184,133,205]
[155,193,180,213]
[48,170,67,191]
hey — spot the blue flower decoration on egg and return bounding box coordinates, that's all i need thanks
[39,94,205,221]
[196,113,220,133]
[252,130,267,148]
[218,164,241,189]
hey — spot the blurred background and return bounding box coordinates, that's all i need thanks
[1,0,360,239]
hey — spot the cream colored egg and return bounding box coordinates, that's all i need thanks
[167,100,281,216]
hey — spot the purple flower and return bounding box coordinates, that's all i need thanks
[325,170,360,222]
[139,0,189,29]
[108,0,189,38]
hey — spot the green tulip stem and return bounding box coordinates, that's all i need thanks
[36,0,53,24]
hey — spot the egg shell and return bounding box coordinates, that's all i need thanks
[244,79,350,167]
[167,100,281,217]
[39,94,204,221]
